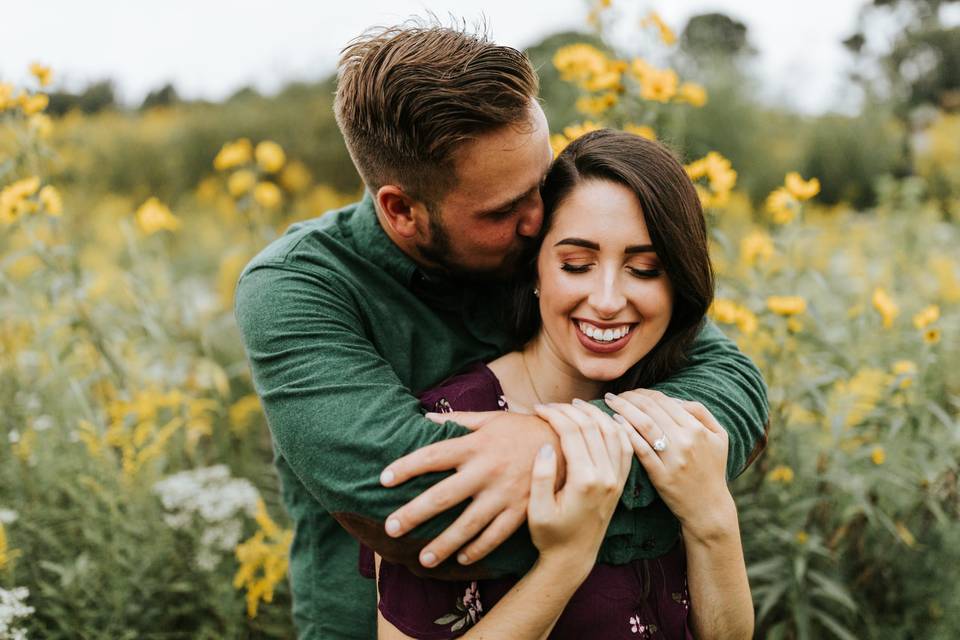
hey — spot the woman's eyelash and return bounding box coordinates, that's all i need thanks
[560,263,591,273]
[629,267,662,278]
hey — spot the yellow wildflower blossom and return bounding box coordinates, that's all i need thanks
[0,83,14,111]
[871,287,899,328]
[575,92,618,116]
[18,92,49,116]
[29,113,53,138]
[675,82,707,107]
[709,298,758,334]
[923,328,941,344]
[768,465,794,484]
[279,160,313,193]
[912,305,939,329]
[828,368,891,429]
[766,187,798,224]
[686,152,737,208]
[640,11,677,46]
[229,394,264,436]
[785,172,820,200]
[228,169,256,198]
[795,531,809,545]
[895,521,916,547]
[871,445,886,465]
[740,229,775,267]
[892,360,917,388]
[767,296,807,316]
[234,499,293,618]
[553,44,623,92]
[39,185,63,216]
[29,62,53,87]
[0,176,42,225]
[255,141,286,173]
[639,66,678,103]
[135,197,181,235]
[214,138,253,171]
[622,123,656,140]
[0,522,21,570]
[253,182,283,209]
[550,121,603,157]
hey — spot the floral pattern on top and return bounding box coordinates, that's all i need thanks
[434,581,484,632]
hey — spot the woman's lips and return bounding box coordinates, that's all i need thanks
[573,319,637,354]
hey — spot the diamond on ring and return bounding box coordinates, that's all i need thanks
[653,438,668,452]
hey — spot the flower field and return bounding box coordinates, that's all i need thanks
[2,11,959,640]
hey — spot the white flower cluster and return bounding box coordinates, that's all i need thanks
[152,465,261,571]
[0,587,33,640]
[0,509,17,525]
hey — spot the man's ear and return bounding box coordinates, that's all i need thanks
[376,185,422,239]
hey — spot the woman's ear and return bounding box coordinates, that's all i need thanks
[376,185,420,239]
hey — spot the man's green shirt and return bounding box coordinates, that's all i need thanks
[235,193,768,639]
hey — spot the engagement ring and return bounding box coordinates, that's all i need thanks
[653,437,668,452]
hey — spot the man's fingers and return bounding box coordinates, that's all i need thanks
[527,443,558,521]
[381,439,465,487]
[572,400,626,473]
[533,404,591,478]
[384,470,480,538]
[457,508,526,565]
[423,410,500,431]
[416,493,502,567]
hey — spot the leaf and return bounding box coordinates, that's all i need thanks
[808,570,858,613]
[756,580,789,627]
[810,608,860,640]
[748,556,786,582]
[451,617,467,631]
[434,613,460,625]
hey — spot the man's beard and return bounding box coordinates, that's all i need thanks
[415,214,531,283]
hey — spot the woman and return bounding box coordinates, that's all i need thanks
[364,129,754,639]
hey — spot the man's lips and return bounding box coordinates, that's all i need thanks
[573,319,638,354]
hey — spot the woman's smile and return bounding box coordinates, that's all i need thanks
[572,319,638,353]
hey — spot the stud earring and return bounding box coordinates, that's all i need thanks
[533,287,540,298]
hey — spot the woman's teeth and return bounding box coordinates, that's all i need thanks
[577,321,633,343]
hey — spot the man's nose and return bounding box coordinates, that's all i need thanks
[516,197,543,238]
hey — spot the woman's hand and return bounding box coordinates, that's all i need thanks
[604,390,735,543]
[527,400,632,575]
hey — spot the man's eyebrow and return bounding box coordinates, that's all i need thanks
[554,238,656,254]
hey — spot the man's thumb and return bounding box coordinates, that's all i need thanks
[528,444,558,522]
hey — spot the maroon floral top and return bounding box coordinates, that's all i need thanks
[359,362,694,639]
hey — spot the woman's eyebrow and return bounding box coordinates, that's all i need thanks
[554,238,656,254]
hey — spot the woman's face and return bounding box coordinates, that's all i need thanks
[535,178,673,382]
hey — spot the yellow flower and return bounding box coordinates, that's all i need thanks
[912,305,940,329]
[785,172,820,200]
[795,531,809,545]
[0,522,22,570]
[787,317,804,333]
[639,67,678,103]
[228,169,256,198]
[892,360,917,388]
[895,521,916,547]
[234,500,293,618]
[553,44,623,92]
[767,296,807,316]
[279,160,313,193]
[253,182,282,209]
[575,92,618,116]
[871,445,886,465]
[29,62,53,87]
[0,83,14,111]
[18,92,49,116]
[213,138,253,171]
[622,123,655,139]
[923,328,941,344]
[0,176,42,225]
[39,185,63,216]
[709,298,758,334]
[686,152,737,208]
[640,11,677,45]
[29,113,53,138]
[135,197,181,234]
[871,287,899,328]
[229,394,264,435]
[765,187,798,224]
[740,230,775,267]
[550,121,603,157]
[675,82,707,107]
[255,141,286,173]
[768,465,794,484]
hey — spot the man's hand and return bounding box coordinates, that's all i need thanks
[379,411,563,568]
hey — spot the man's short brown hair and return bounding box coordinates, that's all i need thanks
[334,21,539,208]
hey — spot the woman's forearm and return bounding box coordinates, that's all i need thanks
[683,495,754,640]
[462,553,591,640]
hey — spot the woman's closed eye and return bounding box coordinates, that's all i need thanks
[627,266,662,279]
[560,262,592,273]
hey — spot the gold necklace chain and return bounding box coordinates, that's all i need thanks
[521,350,545,405]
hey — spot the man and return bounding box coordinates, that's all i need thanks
[235,22,768,640]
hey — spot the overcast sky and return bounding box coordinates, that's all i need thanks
[4,0,877,114]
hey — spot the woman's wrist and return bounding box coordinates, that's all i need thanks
[536,548,595,587]
[678,492,740,547]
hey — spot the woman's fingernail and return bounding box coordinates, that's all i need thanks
[421,551,437,567]
[385,518,401,536]
[380,469,395,485]
[571,398,586,407]
[538,444,555,459]
[604,392,618,402]
[457,552,470,565]
[424,412,442,422]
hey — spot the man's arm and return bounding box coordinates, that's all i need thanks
[235,265,552,579]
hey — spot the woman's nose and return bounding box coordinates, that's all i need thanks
[589,273,627,319]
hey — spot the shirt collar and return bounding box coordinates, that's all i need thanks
[348,191,419,287]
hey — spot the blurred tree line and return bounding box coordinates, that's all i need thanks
[39,0,957,213]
